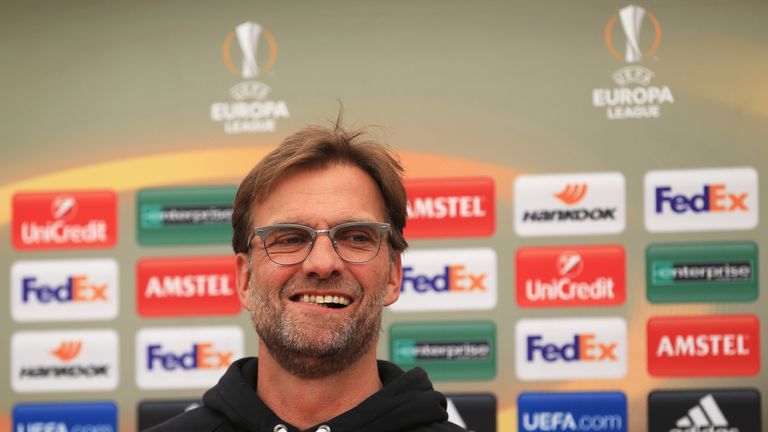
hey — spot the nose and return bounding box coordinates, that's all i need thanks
[301,233,344,279]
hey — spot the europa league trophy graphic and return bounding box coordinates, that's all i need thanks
[619,5,645,63]
[236,21,262,78]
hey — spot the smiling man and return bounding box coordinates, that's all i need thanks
[146,120,465,432]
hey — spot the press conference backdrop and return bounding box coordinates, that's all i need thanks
[2,1,767,431]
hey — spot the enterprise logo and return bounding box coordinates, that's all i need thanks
[644,168,758,232]
[12,190,117,250]
[514,172,625,236]
[516,245,625,308]
[11,259,118,322]
[646,242,758,303]
[11,330,118,393]
[392,248,496,312]
[516,318,627,381]
[649,389,761,432]
[136,326,243,389]
[404,177,495,238]
[519,392,627,432]
[647,315,760,377]
[390,321,496,381]
[137,186,237,245]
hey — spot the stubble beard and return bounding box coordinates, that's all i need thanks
[248,273,385,379]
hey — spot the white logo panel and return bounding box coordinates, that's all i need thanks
[514,172,625,236]
[515,317,627,381]
[136,326,244,390]
[392,248,497,312]
[11,259,119,322]
[11,329,119,393]
[644,167,758,232]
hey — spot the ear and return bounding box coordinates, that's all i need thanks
[235,253,252,311]
[383,253,402,307]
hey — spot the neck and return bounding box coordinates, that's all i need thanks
[256,341,383,430]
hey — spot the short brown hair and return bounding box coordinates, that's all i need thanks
[231,121,408,257]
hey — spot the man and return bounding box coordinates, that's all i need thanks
[146,120,465,432]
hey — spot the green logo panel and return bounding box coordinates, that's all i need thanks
[646,241,758,303]
[137,186,236,245]
[389,321,496,381]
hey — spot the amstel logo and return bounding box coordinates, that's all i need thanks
[604,5,661,63]
[222,21,277,79]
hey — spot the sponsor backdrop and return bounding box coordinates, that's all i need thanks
[2,1,766,431]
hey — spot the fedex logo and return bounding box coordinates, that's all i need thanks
[11,259,118,322]
[655,184,749,213]
[137,256,240,317]
[516,318,627,380]
[136,326,244,389]
[527,333,618,362]
[648,314,760,377]
[391,248,496,312]
[12,190,117,250]
[516,245,625,308]
[645,167,758,232]
[404,177,495,238]
[22,275,107,304]
[147,343,233,371]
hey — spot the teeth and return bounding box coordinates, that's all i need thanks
[296,294,350,306]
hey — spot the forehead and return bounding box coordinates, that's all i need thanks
[251,163,387,227]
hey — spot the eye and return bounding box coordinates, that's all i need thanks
[267,229,311,248]
[336,227,377,244]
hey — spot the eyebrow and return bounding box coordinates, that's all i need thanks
[268,219,376,227]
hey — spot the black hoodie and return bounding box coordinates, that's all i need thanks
[145,357,466,432]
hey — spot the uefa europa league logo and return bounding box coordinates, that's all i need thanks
[222,21,277,79]
[236,22,262,78]
[619,5,644,63]
[604,5,661,64]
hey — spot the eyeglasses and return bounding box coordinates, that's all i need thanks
[247,221,391,265]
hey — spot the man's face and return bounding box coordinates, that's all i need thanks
[235,163,402,379]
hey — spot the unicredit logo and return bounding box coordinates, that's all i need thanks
[404,177,494,238]
[12,191,117,250]
[647,315,760,377]
[516,245,625,308]
[137,256,240,317]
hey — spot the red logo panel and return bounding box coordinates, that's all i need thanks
[647,314,760,377]
[12,190,117,250]
[136,256,241,317]
[404,177,494,238]
[516,244,625,308]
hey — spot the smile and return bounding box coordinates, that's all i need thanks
[291,294,352,309]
